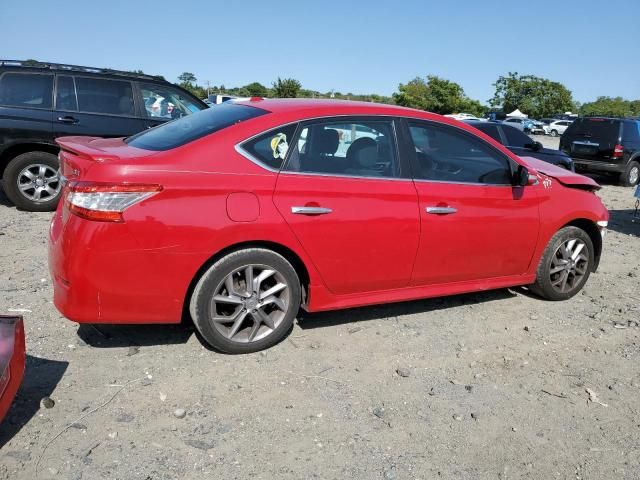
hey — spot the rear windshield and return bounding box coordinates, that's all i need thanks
[126,103,268,151]
[565,118,621,141]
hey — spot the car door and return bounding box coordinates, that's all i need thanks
[137,82,205,130]
[272,116,420,295]
[402,118,541,286]
[53,75,146,138]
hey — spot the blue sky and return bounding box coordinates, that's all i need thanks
[2,0,638,104]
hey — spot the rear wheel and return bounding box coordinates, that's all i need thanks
[3,151,61,211]
[550,130,558,137]
[190,248,301,353]
[619,160,640,187]
[530,226,594,301]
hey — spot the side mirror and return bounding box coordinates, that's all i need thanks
[514,165,530,186]
[525,141,542,151]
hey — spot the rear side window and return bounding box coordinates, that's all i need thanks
[75,77,135,116]
[139,82,204,119]
[127,103,268,151]
[408,121,512,185]
[241,124,298,170]
[0,72,53,109]
[622,121,640,142]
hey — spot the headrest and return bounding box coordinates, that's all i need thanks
[315,129,339,155]
[347,137,378,167]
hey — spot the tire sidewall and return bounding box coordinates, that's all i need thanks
[621,160,640,187]
[191,249,301,353]
[3,151,61,211]
[534,226,594,301]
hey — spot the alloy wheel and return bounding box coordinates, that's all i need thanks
[630,165,639,185]
[16,164,61,203]
[209,264,290,343]
[549,238,589,293]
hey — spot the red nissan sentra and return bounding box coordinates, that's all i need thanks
[48,99,608,353]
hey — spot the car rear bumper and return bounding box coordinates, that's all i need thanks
[573,158,625,174]
[48,208,191,324]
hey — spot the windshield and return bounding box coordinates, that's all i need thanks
[126,102,269,151]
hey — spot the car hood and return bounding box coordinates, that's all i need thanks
[519,156,600,190]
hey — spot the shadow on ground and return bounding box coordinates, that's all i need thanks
[77,323,194,348]
[0,355,68,448]
[298,289,516,330]
[608,208,640,237]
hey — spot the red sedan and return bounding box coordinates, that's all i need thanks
[48,100,608,353]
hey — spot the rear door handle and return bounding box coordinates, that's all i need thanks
[57,116,79,124]
[291,206,333,215]
[426,206,457,215]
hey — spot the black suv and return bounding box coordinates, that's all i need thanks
[465,120,574,170]
[0,60,207,211]
[560,117,640,186]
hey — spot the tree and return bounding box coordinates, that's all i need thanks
[273,77,302,98]
[244,82,269,97]
[580,96,640,117]
[393,75,485,116]
[178,72,197,86]
[489,72,574,118]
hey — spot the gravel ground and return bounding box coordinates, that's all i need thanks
[1,137,639,480]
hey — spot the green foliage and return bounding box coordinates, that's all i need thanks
[178,72,197,85]
[489,72,574,118]
[243,82,269,97]
[393,75,485,116]
[580,96,640,117]
[272,77,302,98]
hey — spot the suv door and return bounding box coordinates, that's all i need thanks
[53,75,146,138]
[272,116,420,295]
[403,119,540,285]
[137,82,205,129]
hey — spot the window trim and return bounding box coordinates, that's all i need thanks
[281,115,406,180]
[0,71,54,110]
[402,118,517,187]
[70,74,139,118]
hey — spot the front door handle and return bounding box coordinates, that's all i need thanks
[57,116,79,124]
[291,206,333,215]
[426,206,457,215]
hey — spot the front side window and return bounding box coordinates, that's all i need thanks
[139,82,204,120]
[56,76,77,111]
[0,72,53,109]
[127,102,268,151]
[503,126,533,148]
[285,118,399,178]
[241,123,298,170]
[408,121,512,185]
[75,77,135,116]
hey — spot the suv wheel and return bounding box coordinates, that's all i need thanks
[3,151,61,211]
[529,226,594,301]
[550,130,558,137]
[619,160,640,187]
[190,248,301,353]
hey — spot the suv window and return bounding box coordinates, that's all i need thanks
[408,121,512,185]
[565,118,621,141]
[285,119,399,178]
[0,72,53,109]
[241,124,298,170]
[56,76,77,111]
[126,102,268,151]
[75,77,135,116]
[139,82,203,120]
[473,123,502,143]
[503,125,533,148]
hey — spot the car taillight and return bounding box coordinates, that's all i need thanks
[613,144,624,158]
[65,182,162,222]
[0,319,17,397]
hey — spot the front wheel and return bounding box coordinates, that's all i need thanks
[2,151,61,211]
[189,248,301,353]
[619,160,639,187]
[530,226,594,301]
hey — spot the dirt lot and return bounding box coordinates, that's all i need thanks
[1,137,639,480]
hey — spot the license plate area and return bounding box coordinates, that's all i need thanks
[572,141,599,156]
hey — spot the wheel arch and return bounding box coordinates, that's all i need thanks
[0,142,59,179]
[181,240,312,322]
[564,218,602,271]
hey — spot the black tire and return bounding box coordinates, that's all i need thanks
[550,130,558,137]
[618,160,640,187]
[189,248,301,353]
[530,226,594,301]
[2,151,61,211]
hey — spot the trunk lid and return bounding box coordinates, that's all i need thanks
[519,156,601,190]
